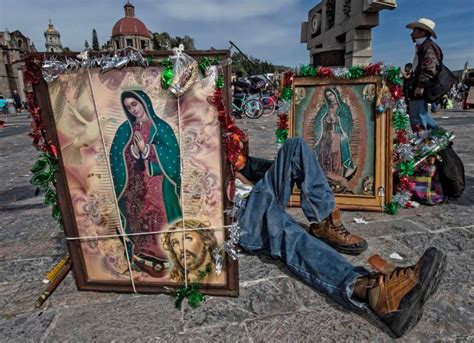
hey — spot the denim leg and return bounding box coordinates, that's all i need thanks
[409,99,438,130]
[263,137,335,222]
[238,138,369,310]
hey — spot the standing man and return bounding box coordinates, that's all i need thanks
[232,71,250,118]
[12,90,22,111]
[406,18,443,130]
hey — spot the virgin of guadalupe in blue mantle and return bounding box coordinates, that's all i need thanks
[110,90,181,277]
[313,87,356,180]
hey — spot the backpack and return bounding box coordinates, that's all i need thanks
[424,64,456,103]
[436,143,465,198]
[424,43,456,103]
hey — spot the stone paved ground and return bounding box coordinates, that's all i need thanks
[0,110,472,342]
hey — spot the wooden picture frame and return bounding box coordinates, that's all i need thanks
[30,50,239,296]
[289,76,392,211]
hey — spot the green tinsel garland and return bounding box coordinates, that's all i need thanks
[275,128,289,144]
[348,65,364,79]
[160,58,174,89]
[299,65,317,77]
[393,111,409,130]
[30,152,62,227]
[174,263,212,309]
[383,66,402,85]
[281,87,293,102]
[384,202,400,215]
[198,57,221,76]
[397,161,415,176]
[215,75,225,89]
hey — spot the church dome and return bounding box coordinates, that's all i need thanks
[45,22,59,35]
[112,2,151,38]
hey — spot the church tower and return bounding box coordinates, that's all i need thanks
[44,20,63,53]
[111,1,152,51]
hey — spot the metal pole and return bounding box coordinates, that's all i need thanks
[228,41,279,90]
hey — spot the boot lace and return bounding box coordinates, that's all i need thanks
[332,224,351,237]
[387,266,414,281]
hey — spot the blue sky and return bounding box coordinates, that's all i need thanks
[1,0,473,70]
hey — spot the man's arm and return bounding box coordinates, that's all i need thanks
[418,42,441,88]
[235,171,254,186]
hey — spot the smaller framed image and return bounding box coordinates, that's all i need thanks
[289,76,393,211]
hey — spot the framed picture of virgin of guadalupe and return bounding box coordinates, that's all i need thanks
[31,50,238,295]
[289,76,393,211]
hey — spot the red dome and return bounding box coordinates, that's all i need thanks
[112,17,151,38]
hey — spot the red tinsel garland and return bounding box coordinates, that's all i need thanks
[277,113,288,130]
[390,85,403,100]
[317,67,333,78]
[396,130,409,144]
[24,56,58,157]
[283,71,294,87]
[363,62,383,76]
[207,89,247,199]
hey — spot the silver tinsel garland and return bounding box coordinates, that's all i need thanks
[42,49,148,82]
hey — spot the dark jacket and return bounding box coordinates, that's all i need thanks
[232,77,250,95]
[240,156,273,183]
[413,38,443,89]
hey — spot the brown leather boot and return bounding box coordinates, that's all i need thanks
[355,247,447,338]
[309,208,367,255]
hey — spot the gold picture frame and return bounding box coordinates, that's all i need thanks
[289,76,393,211]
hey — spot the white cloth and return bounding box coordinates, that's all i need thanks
[235,178,253,199]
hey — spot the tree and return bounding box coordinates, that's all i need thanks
[152,32,172,50]
[173,35,196,50]
[152,32,196,50]
[63,47,71,52]
[84,40,90,50]
[230,52,277,75]
[92,29,99,51]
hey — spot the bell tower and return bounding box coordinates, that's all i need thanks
[44,19,63,53]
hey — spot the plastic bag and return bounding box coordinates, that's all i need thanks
[169,44,199,96]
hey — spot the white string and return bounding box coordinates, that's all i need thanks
[176,94,189,288]
[65,224,235,241]
[87,71,137,293]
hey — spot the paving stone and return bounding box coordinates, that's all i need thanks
[166,323,250,343]
[182,296,257,330]
[226,276,332,318]
[408,204,474,231]
[0,256,61,283]
[0,209,59,244]
[243,310,393,342]
[0,240,65,263]
[0,311,56,342]
[344,218,429,239]
[44,295,184,341]
[41,273,126,312]
[393,228,474,253]
[238,253,288,282]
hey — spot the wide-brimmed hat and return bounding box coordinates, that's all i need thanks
[406,18,437,39]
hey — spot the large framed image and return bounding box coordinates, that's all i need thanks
[32,50,238,295]
[289,76,392,211]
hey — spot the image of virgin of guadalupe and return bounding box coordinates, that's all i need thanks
[110,90,181,278]
[313,87,357,180]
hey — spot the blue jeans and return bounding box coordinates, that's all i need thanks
[408,99,438,130]
[238,138,369,311]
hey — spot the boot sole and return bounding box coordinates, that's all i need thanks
[381,248,447,338]
[312,235,368,255]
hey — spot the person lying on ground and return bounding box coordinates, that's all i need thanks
[234,136,446,338]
